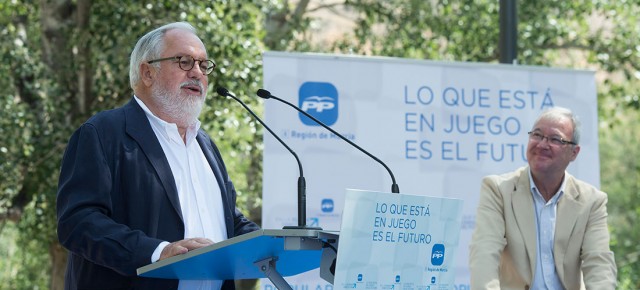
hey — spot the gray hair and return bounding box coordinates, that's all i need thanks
[129,22,198,90]
[533,106,581,145]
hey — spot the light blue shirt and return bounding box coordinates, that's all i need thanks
[528,169,565,290]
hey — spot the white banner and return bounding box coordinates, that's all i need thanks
[261,51,599,290]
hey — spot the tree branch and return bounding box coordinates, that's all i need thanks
[76,0,92,116]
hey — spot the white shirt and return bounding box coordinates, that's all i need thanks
[135,97,227,290]
[529,169,565,290]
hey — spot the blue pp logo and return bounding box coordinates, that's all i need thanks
[298,82,338,126]
[321,199,334,213]
[431,244,445,266]
[357,274,363,281]
[395,275,401,283]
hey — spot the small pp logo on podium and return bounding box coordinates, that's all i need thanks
[431,244,445,266]
[321,198,334,213]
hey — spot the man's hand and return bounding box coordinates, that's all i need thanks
[159,238,213,261]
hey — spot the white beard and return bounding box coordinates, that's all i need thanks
[152,80,206,127]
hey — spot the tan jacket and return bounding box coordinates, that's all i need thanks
[469,167,617,290]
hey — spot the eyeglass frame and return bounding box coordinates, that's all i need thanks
[527,130,577,146]
[147,55,216,75]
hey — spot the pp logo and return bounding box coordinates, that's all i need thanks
[431,244,445,266]
[298,82,338,126]
[321,199,334,213]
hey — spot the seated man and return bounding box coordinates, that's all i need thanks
[469,107,616,290]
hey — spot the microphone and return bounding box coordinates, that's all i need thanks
[256,89,400,193]
[217,87,320,229]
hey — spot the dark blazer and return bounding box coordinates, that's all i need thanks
[56,98,259,290]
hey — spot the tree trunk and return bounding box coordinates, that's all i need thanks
[40,0,76,103]
[49,242,68,290]
[263,0,311,50]
[76,0,92,115]
[40,0,92,289]
[39,1,74,288]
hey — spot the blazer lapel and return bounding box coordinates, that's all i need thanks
[511,169,537,277]
[124,99,183,222]
[553,174,581,281]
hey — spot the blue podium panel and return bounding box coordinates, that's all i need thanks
[137,229,324,280]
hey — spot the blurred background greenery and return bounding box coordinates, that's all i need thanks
[0,0,638,289]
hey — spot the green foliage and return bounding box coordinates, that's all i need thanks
[0,2,59,287]
[327,0,640,70]
[0,214,51,289]
[600,99,640,289]
[0,0,51,225]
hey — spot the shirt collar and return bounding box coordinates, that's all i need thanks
[528,167,566,204]
[134,95,201,145]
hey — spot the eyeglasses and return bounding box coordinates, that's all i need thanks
[528,131,576,146]
[147,55,216,75]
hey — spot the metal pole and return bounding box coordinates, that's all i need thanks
[499,0,518,64]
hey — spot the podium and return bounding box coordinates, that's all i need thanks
[138,190,463,289]
[137,229,339,290]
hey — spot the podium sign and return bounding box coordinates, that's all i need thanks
[333,189,463,289]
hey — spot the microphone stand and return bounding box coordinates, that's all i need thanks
[217,87,321,230]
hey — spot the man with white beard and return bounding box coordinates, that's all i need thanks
[56,22,259,290]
